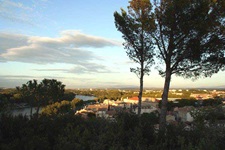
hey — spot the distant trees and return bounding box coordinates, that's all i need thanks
[74,89,124,102]
[16,79,65,117]
[114,0,155,116]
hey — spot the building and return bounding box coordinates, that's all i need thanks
[75,109,95,119]
[123,97,139,104]
[133,105,158,115]
[123,97,157,103]
[190,94,213,100]
[174,106,194,122]
[103,99,116,105]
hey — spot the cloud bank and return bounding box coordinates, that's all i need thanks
[0,30,120,73]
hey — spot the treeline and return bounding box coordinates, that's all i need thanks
[72,89,125,101]
[0,91,76,114]
[1,112,225,150]
[1,86,221,110]
[72,89,223,101]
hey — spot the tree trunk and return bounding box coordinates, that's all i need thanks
[30,106,33,119]
[159,68,172,131]
[36,105,40,118]
[36,98,41,118]
[138,64,144,116]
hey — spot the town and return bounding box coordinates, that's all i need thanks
[73,88,225,127]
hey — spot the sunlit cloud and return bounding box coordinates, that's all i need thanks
[59,30,121,47]
[0,31,119,63]
[0,30,120,73]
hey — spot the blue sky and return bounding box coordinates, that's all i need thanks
[0,0,224,89]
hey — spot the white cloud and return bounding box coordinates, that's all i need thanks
[68,63,111,74]
[0,33,28,54]
[33,63,113,74]
[0,30,120,73]
[5,0,32,10]
[60,30,121,48]
[0,0,34,24]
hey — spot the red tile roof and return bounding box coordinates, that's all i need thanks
[129,97,139,101]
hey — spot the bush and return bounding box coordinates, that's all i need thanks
[1,112,225,150]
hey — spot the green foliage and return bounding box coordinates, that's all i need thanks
[115,0,225,129]
[114,0,155,116]
[0,89,25,104]
[62,91,75,101]
[41,100,71,116]
[71,98,83,109]
[41,98,85,116]
[16,79,65,117]
[154,0,225,78]
[202,98,222,106]
[73,89,125,101]
[0,94,10,113]
[1,112,225,150]
[114,0,154,77]
[191,106,225,126]
[155,0,225,129]
[40,79,65,104]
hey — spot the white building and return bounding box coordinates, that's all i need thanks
[133,105,158,115]
[175,106,194,122]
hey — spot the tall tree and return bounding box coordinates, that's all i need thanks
[16,79,41,117]
[41,79,65,104]
[152,0,225,130]
[114,0,155,116]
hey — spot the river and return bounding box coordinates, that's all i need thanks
[11,107,42,117]
[75,94,96,101]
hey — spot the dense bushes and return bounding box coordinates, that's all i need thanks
[1,112,225,150]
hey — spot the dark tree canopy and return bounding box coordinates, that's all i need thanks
[16,79,65,117]
[152,0,225,130]
[40,79,65,104]
[114,0,155,76]
[115,0,225,129]
[153,0,225,78]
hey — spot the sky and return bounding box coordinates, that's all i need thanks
[0,0,224,89]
